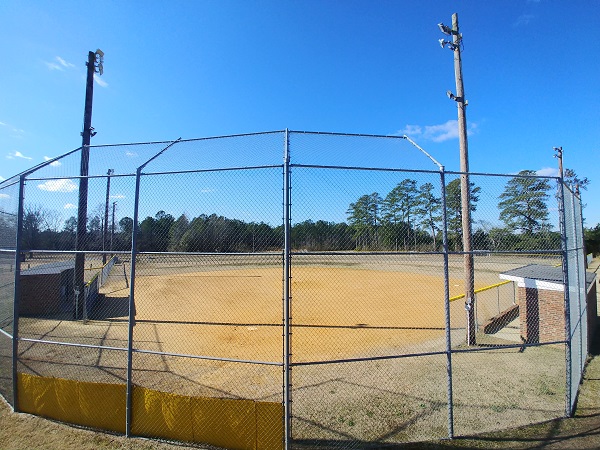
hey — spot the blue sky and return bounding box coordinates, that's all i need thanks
[0,0,599,228]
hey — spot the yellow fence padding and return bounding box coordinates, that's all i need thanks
[256,401,285,450]
[192,396,256,450]
[133,386,283,450]
[17,374,283,449]
[78,380,126,433]
[17,373,59,417]
[52,377,81,425]
[131,386,194,442]
[17,373,126,434]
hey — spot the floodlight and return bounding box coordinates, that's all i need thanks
[446,90,456,100]
[94,49,104,76]
[438,23,452,35]
[439,39,458,50]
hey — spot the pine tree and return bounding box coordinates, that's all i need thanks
[498,170,551,234]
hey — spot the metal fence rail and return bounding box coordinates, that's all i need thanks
[0,130,592,449]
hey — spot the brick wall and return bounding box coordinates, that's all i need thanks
[518,287,565,344]
[518,279,598,345]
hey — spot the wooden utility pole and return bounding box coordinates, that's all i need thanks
[440,13,476,345]
[554,146,564,178]
[452,14,476,346]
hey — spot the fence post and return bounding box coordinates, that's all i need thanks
[440,167,454,438]
[122,139,180,437]
[570,193,584,379]
[125,167,142,436]
[282,129,292,450]
[576,195,589,360]
[558,179,572,416]
[11,175,26,411]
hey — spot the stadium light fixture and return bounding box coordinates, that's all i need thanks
[95,49,104,76]
[439,38,458,50]
[438,23,452,35]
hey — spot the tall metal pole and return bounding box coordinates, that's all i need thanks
[126,168,142,437]
[74,51,96,320]
[558,176,573,416]
[446,13,476,345]
[282,129,292,450]
[440,168,454,438]
[103,169,114,264]
[12,175,26,411]
[111,201,116,253]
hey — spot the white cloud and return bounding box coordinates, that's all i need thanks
[400,125,423,136]
[37,179,77,192]
[111,194,126,199]
[46,56,76,72]
[125,151,138,158]
[424,121,460,142]
[0,175,5,181]
[0,122,24,135]
[399,120,477,143]
[94,74,108,88]
[514,14,535,27]
[0,193,9,199]
[7,151,33,160]
[536,167,559,177]
[64,203,76,209]
[56,56,75,68]
[45,61,63,71]
[200,189,215,193]
[44,156,62,167]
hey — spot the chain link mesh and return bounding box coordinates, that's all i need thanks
[0,131,593,449]
[0,180,19,405]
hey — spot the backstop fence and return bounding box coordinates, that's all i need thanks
[0,130,595,449]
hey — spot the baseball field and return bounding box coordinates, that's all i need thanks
[14,253,566,444]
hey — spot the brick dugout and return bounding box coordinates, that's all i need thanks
[500,264,597,344]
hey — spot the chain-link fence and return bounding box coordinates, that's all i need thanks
[0,130,594,449]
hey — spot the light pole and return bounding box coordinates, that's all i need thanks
[553,146,564,179]
[439,14,477,345]
[74,49,103,320]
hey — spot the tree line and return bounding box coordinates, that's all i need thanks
[346,171,560,251]
[0,170,592,254]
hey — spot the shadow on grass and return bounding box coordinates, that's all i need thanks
[291,413,600,449]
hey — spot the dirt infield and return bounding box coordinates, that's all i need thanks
[129,266,469,363]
